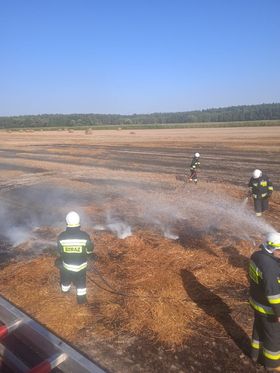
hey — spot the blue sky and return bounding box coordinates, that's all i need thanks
[1,0,279,116]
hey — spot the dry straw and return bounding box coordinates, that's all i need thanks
[0,229,252,348]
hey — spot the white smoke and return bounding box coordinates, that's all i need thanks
[0,179,277,257]
[88,182,276,244]
[128,185,276,242]
[93,222,132,238]
[107,222,132,239]
[0,184,93,249]
[93,224,106,231]
[6,226,31,246]
[164,230,179,240]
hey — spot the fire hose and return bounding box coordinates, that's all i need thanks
[87,264,195,302]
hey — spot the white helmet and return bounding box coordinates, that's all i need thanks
[66,211,80,227]
[264,232,280,253]
[266,232,280,248]
[253,169,262,179]
[195,152,200,158]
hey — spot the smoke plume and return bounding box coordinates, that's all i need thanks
[0,181,276,256]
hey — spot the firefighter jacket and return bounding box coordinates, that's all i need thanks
[248,174,273,199]
[190,157,200,170]
[57,227,93,272]
[249,246,280,317]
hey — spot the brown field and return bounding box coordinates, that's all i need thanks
[0,126,280,372]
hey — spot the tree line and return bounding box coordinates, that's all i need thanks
[0,103,280,129]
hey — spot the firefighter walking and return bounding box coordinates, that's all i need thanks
[57,211,94,304]
[248,232,280,371]
[188,152,200,183]
[248,169,273,216]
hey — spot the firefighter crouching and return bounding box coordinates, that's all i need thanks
[248,169,273,216]
[188,152,200,183]
[248,232,280,371]
[57,211,94,304]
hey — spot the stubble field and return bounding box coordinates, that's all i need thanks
[0,126,280,372]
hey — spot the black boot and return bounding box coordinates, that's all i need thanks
[77,295,87,304]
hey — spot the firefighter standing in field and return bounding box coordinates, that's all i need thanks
[188,152,200,183]
[248,232,280,371]
[57,211,94,304]
[248,169,273,216]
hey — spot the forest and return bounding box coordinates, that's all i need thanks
[0,103,280,129]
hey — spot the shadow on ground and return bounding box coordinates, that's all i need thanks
[180,268,251,357]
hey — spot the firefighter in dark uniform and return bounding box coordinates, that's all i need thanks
[188,152,200,183]
[57,211,93,304]
[248,169,273,216]
[248,232,280,371]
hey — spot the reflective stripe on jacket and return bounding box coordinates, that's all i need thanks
[62,261,87,272]
[190,157,200,170]
[249,248,280,317]
[57,227,93,272]
[248,174,273,199]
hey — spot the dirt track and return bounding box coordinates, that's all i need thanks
[0,127,280,372]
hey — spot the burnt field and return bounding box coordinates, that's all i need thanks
[0,127,280,372]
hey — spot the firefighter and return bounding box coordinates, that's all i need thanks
[248,232,280,371]
[188,152,200,183]
[248,169,273,216]
[57,211,94,304]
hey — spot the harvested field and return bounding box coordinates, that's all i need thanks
[0,127,280,372]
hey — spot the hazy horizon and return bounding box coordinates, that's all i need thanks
[1,102,279,118]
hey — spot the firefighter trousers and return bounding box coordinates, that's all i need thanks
[60,268,87,303]
[189,169,198,182]
[253,197,269,214]
[251,313,280,369]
